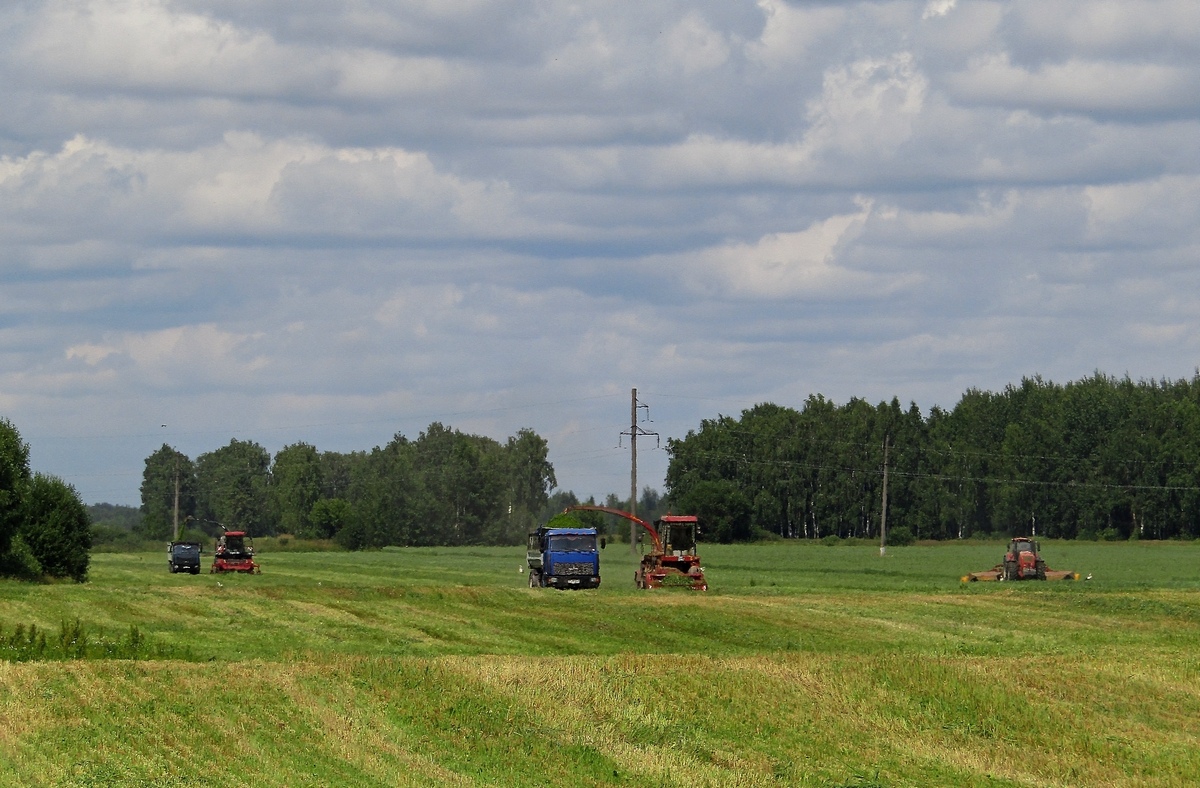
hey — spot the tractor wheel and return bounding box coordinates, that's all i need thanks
[169,564,176,574]
[1003,561,1017,581]
[528,570,540,588]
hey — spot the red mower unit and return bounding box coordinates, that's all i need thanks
[565,506,707,590]
[210,529,260,574]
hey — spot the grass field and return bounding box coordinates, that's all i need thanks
[2,540,1200,786]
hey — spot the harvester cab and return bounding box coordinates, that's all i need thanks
[210,529,260,574]
[649,515,707,590]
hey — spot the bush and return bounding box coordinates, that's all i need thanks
[0,535,42,579]
[20,473,91,582]
[885,526,915,547]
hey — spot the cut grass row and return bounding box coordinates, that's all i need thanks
[4,650,1197,786]
[2,540,1199,786]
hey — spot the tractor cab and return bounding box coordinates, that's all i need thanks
[1007,538,1039,557]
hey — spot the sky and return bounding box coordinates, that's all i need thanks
[3,0,1199,508]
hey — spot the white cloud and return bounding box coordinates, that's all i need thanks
[948,52,1200,115]
[1084,176,1200,244]
[669,200,919,299]
[657,12,730,77]
[804,53,928,157]
[748,0,845,69]
[62,324,268,389]
[923,0,957,20]
[17,0,463,99]
[1014,0,1200,57]
[0,133,522,245]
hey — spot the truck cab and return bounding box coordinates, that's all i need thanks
[527,527,601,589]
[167,541,202,574]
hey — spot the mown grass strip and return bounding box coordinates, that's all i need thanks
[2,543,1200,785]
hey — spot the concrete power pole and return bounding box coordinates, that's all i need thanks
[622,388,658,554]
[629,389,638,552]
[172,456,181,542]
[879,435,890,557]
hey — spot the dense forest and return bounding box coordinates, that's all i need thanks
[140,423,561,548]
[666,373,1200,543]
[138,372,1200,549]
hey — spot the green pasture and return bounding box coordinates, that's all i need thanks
[2,540,1200,786]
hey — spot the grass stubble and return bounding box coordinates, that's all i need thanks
[1,540,1199,786]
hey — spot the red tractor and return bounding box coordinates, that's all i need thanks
[1002,537,1045,580]
[963,536,1079,582]
[564,506,707,590]
[210,529,260,574]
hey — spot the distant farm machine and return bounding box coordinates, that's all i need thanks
[962,537,1080,582]
[210,527,260,574]
[565,506,707,590]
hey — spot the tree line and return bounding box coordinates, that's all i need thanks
[9,370,1196,581]
[0,419,91,581]
[140,423,558,548]
[666,373,1200,543]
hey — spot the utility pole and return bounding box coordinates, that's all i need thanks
[621,388,658,554]
[879,435,890,557]
[172,456,181,542]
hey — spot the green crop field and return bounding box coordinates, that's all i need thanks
[3,540,1200,787]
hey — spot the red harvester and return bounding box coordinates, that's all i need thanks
[565,506,707,590]
[210,529,260,574]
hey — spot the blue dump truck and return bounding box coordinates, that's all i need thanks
[526,526,602,589]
